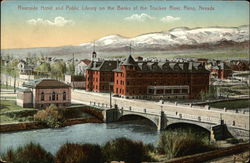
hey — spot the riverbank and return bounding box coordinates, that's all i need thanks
[0,105,104,132]
[162,143,249,163]
[0,117,103,133]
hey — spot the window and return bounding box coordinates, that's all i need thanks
[56,94,59,100]
[63,92,66,100]
[41,92,44,101]
[52,92,56,101]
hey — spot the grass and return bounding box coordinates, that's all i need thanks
[157,130,214,160]
[0,100,37,124]
[209,99,250,109]
[0,100,33,113]
[0,84,15,90]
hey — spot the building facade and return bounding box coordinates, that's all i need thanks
[86,60,118,92]
[18,79,71,109]
[113,55,210,99]
[86,55,210,99]
[210,62,232,80]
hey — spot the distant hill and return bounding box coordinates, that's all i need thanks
[1,25,249,59]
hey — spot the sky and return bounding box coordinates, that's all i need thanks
[1,0,249,49]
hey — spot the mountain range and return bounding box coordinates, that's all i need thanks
[2,25,249,59]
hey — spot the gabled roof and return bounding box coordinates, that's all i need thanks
[80,59,91,65]
[121,55,137,66]
[23,79,71,89]
[87,60,119,72]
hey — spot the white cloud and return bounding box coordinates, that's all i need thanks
[27,16,74,27]
[124,13,155,22]
[160,16,181,23]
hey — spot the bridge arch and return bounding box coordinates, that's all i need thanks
[117,114,158,129]
[165,122,211,138]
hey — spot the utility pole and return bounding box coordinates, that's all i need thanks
[109,82,113,108]
[73,53,75,75]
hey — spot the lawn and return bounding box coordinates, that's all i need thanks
[209,100,250,109]
[0,100,37,124]
[0,100,34,113]
[0,84,15,90]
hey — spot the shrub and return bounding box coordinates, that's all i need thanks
[55,143,103,163]
[102,137,153,163]
[34,104,63,128]
[2,143,54,163]
[157,131,214,159]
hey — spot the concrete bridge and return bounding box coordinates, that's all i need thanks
[89,101,249,141]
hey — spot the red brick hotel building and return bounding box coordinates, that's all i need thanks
[86,55,209,99]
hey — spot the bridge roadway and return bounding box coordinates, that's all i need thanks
[72,90,249,132]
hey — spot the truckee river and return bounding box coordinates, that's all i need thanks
[0,122,159,155]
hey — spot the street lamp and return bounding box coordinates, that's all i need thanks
[109,82,114,108]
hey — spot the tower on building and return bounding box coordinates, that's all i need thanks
[91,41,97,61]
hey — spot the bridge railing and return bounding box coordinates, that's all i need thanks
[89,101,111,110]
[160,102,248,115]
[88,101,249,130]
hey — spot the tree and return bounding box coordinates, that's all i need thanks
[51,61,66,80]
[34,104,63,128]
[66,62,75,75]
[35,62,51,77]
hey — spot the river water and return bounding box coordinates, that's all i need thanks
[0,122,159,155]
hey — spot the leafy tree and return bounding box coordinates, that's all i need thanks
[66,62,75,75]
[51,61,66,80]
[34,104,63,128]
[35,62,51,77]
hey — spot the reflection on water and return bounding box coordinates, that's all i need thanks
[0,122,159,155]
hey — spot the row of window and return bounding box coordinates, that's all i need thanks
[148,89,188,94]
[41,92,67,101]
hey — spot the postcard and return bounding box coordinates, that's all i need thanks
[0,0,249,163]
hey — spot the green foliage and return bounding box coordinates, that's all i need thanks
[55,143,103,163]
[35,62,51,73]
[51,61,66,80]
[2,143,54,163]
[102,137,153,163]
[2,59,19,77]
[210,99,250,109]
[34,104,63,128]
[200,86,217,101]
[66,62,75,75]
[157,131,213,159]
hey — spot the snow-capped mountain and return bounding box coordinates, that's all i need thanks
[2,25,249,58]
[79,25,249,51]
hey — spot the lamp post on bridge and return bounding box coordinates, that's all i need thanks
[109,82,114,109]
